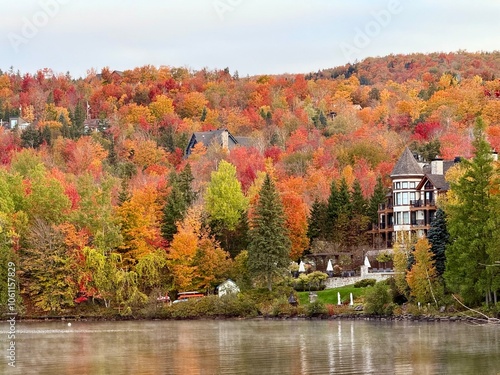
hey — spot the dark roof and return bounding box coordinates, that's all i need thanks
[193,129,239,147]
[233,136,253,147]
[422,160,457,175]
[391,147,424,177]
[185,129,243,157]
[422,174,449,190]
[192,129,227,147]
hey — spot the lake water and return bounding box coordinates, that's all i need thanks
[1,319,500,374]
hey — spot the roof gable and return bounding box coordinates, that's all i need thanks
[185,129,242,156]
[391,147,424,177]
[416,174,449,191]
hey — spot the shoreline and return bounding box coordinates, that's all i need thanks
[2,313,476,323]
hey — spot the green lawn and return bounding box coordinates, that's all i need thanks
[297,285,369,305]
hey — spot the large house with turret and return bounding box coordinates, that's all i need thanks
[371,148,460,249]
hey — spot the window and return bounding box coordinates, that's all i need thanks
[403,211,409,224]
[409,182,416,188]
[402,182,408,189]
[402,192,409,205]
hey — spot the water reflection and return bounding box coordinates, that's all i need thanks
[1,319,499,374]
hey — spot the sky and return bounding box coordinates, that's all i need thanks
[2,0,500,78]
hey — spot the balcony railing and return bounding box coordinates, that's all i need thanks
[378,203,393,210]
[411,219,426,226]
[372,222,394,230]
[410,200,436,208]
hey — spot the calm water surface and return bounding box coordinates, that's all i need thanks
[1,319,499,374]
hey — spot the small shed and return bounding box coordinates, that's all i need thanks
[217,279,240,297]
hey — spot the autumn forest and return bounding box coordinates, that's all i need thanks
[1,51,500,314]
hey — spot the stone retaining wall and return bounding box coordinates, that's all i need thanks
[325,266,394,289]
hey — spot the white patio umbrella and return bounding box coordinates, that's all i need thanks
[364,256,372,268]
[298,261,306,273]
[326,259,334,272]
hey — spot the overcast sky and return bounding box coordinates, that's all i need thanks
[2,0,499,78]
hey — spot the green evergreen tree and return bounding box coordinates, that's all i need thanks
[177,163,197,206]
[307,198,328,242]
[444,118,500,306]
[368,176,386,225]
[71,101,86,138]
[326,179,341,236]
[248,174,290,291]
[338,177,352,218]
[20,124,43,149]
[427,208,448,277]
[200,107,207,122]
[347,179,370,250]
[351,179,367,216]
[161,164,196,242]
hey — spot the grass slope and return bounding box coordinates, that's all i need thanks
[297,285,369,305]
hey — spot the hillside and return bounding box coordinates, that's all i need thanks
[1,51,500,314]
[308,51,500,84]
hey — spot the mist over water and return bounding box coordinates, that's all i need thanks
[2,319,500,374]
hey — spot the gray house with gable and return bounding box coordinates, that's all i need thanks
[185,129,250,157]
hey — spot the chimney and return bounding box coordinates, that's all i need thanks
[431,157,443,175]
[221,129,229,150]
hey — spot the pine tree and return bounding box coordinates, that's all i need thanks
[248,174,290,291]
[444,117,500,305]
[368,176,386,225]
[71,101,86,138]
[327,177,352,246]
[427,208,448,277]
[338,177,352,218]
[161,164,196,242]
[351,179,367,216]
[307,198,328,242]
[347,179,370,249]
[326,179,340,238]
[177,163,197,206]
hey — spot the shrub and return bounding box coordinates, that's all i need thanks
[326,304,335,316]
[364,282,393,315]
[270,297,297,317]
[292,271,328,291]
[161,295,258,319]
[354,279,376,288]
[305,300,327,317]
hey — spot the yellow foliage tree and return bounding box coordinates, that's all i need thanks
[149,94,174,120]
[406,238,439,306]
[117,185,163,267]
[168,206,232,292]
